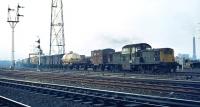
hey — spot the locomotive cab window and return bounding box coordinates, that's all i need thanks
[122,48,130,54]
[146,47,151,50]
[132,47,136,53]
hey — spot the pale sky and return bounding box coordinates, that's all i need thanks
[0,0,200,60]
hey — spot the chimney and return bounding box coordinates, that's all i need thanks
[193,36,197,60]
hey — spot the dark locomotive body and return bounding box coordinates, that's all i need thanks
[118,43,177,72]
[19,43,178,73]
[131,48,177,72]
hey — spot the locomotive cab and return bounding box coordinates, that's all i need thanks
[121,43,152,70]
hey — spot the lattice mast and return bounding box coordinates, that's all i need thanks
[49,0,65,55]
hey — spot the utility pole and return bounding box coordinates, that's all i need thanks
[49,0,65,55]
[7,4,24,70]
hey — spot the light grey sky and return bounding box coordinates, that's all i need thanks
[0,0,200,60]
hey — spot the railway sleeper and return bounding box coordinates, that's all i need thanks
[81,98,93,105]
[1,79,200,107]
[73,97,83,102]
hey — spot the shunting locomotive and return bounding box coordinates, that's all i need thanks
[19,43,178,73]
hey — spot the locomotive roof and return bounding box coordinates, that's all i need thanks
[156,48,173,50]
[150,48,174,51]
[122,43,152,49]
[92,48,115,52]
[140,48,174,52]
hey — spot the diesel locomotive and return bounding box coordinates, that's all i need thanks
[19,43,178,73]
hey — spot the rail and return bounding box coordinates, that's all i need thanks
[0,96,30,107]
[0,78,200,107]
[0,71,200,99]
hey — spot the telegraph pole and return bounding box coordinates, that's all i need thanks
[7,4,24,70]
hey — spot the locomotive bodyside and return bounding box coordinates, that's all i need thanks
[131,48,177,72]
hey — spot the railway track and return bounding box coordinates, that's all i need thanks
[0,78,200,107]
[174,71,200,77]
[20,74,200,95]
[2,67,200,77]
[0,70,200,100]
[0,96,30,107]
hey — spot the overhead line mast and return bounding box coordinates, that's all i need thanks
[49,0,65,55]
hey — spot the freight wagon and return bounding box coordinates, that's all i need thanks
[19,43,178,73]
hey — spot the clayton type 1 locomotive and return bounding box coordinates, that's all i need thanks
[19,43,178,73]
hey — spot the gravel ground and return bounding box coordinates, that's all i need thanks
[0,69,200,102]
[0,86,91,107]
[39,69,200,81]
[17,76,200,101]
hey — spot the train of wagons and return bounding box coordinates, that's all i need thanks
[19,43,178,73]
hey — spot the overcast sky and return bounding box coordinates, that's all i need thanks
[0,0,200,60]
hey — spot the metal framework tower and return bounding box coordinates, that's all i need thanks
[7,4,24,69]
[49,0,65,55]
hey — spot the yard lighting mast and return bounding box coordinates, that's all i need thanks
[49,0,65,55]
